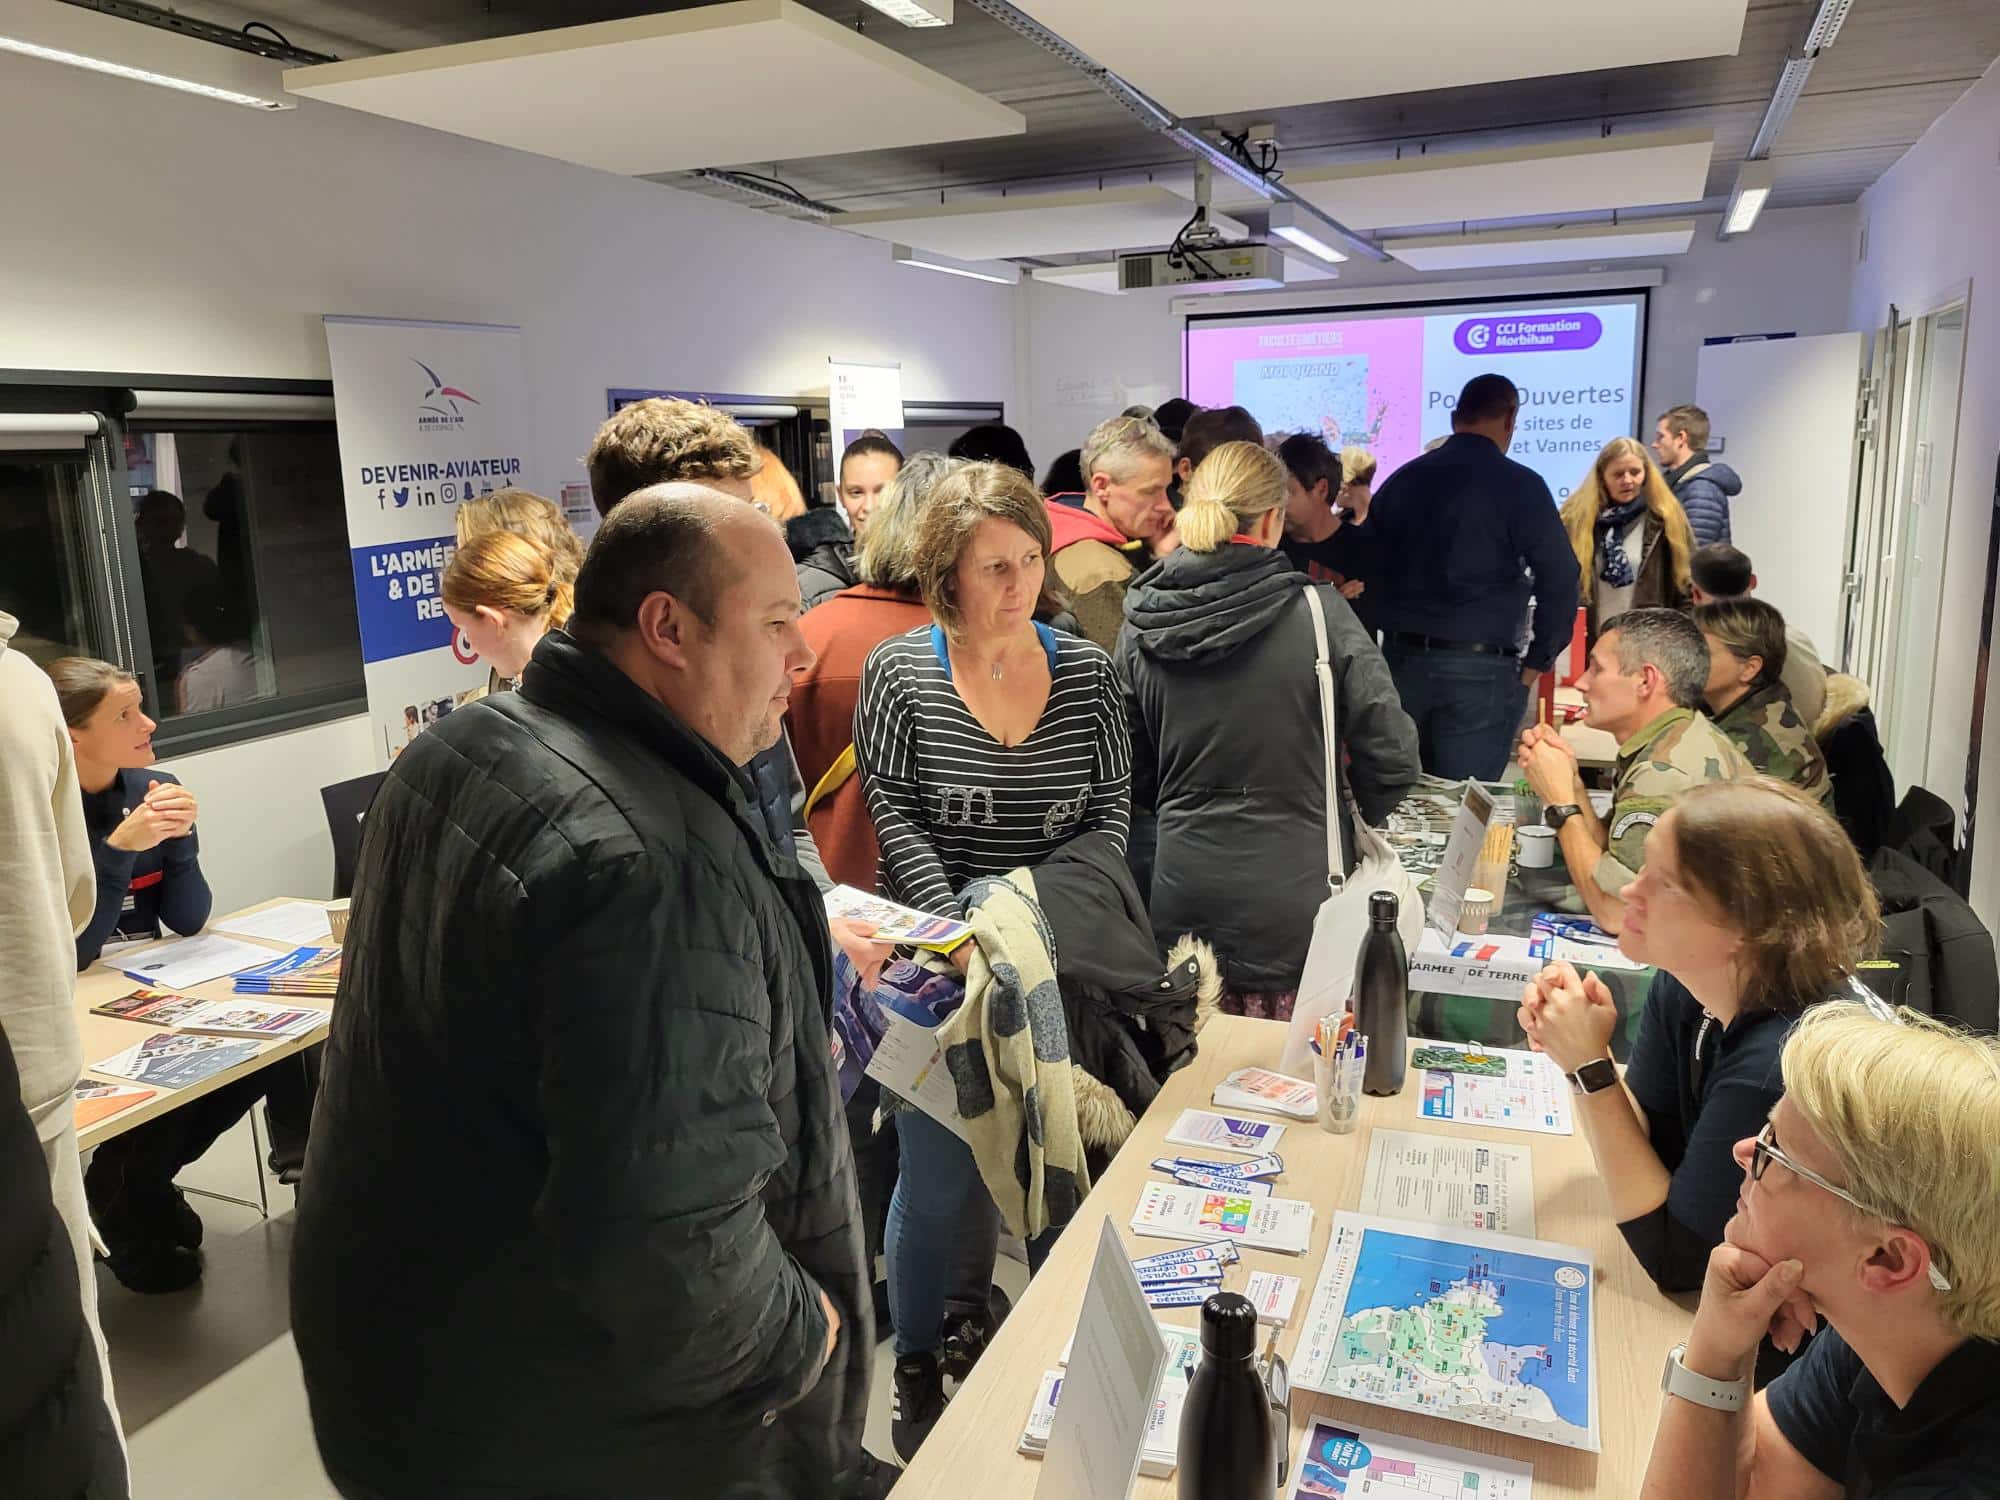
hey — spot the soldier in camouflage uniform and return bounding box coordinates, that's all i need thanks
[1519,608,1752,933]
[1693,597,1833,806]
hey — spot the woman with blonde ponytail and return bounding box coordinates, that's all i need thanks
[442,531,574,693]
[1115,441,1420,1019]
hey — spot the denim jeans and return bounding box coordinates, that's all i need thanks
[885,1107,1002,1358]
[1383,643,1528,782]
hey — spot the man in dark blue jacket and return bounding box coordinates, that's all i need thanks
[1653,403,1741,545]
[1365,374,1581,780]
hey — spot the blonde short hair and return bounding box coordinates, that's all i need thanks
[456,488,584,585]
[585,399,759,515]
[1081,413,1175,487]
[1784,1001,2000,1339]
[1178,441,1285,552]
[1340,446,1378,488]
[911,461,1053,639]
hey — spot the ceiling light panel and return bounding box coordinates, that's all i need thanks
[1005,0,1747,116]
[861,0,954,25]
[0,0,294,109]
[284,0,1022,175]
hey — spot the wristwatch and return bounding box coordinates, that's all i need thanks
[1661,1343,1748,1412]
[1567,1057,1619,1095]
[1544,803,1583,830]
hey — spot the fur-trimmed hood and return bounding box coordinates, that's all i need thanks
[1816,672,1870,740]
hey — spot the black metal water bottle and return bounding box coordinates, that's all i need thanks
[1354,889,1408,1096]
[1178,1293,1277,1499]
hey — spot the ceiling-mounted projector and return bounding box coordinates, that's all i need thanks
[1118,242,1284,293]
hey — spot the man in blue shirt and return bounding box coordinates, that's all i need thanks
[1366,375,1581,779]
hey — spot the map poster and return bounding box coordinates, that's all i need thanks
[1291,1213,1598,1453]
[1288,1417,1533,1499]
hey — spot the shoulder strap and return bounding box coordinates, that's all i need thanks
[1679,462,1712,485]
[1301,587,1351,887]
[804,743,857,819]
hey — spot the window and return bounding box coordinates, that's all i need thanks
[0,378,365,753]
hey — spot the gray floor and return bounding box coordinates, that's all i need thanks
[106,1116,1030,1498]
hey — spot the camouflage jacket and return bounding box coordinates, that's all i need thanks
[1712,680,1833,805]
[1599,707,1754,891]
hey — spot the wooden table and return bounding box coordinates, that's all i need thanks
[74,897,334,1151]
[893,1016,1691,1497]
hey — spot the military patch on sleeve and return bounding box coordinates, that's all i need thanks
[1609,809,1659,842]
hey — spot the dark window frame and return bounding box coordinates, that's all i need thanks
[1,370,366,757]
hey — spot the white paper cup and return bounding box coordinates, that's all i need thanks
[1457,888,1495,935]
[1515,825,1557,870]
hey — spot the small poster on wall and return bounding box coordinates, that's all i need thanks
[323,316,533,767]
[828,357,904,453]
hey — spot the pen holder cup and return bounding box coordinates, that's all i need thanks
[1312,1048,1359,1136]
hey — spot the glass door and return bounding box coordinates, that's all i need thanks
[1841,306,1902,676]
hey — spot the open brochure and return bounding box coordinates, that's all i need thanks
[822,885,972,952]
[93,989,321,1040]
[93,1031,263,1091]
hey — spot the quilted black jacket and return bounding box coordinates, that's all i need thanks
[291,632,869,1499]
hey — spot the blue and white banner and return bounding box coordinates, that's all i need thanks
[324,316,530,767]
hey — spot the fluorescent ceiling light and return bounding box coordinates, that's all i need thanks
[892,243,1021,285]
[0,0,294,108]
[1719,160,1775,239]
[1267,202,1349,266]
[860,0,953,24]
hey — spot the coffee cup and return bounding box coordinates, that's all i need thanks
[1457,888,1495,936]
[1515,825,1557,870]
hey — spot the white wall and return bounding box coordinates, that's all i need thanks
[1019,205,1858,469]
[0,53,1018,907]
[1849,59,2000,931]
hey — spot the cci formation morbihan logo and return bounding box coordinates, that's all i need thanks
[413,357,480,430]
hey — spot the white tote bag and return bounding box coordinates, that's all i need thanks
[1279,587,1425,1078]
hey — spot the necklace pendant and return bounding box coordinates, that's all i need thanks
[990,661,1004,680]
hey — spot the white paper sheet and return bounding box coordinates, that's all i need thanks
[1037,1220,1169,1500]
[1416,1041,1574,1136]
[1359,1128,1537,1236]
[115,933,281,991]
[216,902,334,947]
[863,1011,968,1142]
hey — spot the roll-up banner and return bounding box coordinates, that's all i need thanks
[828,357,905,453]
[323,316,531,766]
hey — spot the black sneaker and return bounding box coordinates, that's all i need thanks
[839,1449,902,1500]
[890,1352,945,1463]
[938,1313,988,1386]
[104,1242,202,1295]
[168,1187,204,1251]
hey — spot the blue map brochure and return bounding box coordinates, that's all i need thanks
[1289,1211,1599,1453]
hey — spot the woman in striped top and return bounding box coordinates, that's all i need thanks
[854,461,1131,1460]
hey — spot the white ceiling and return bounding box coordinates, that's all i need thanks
[1005,0,1749,117]
[282,0,1024,175]
[1383,219,1699,271]
[838,185,1244,260]
[1288,129,1716,232]
[1029,252,1334,295]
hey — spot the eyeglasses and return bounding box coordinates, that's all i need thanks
[1750,1121,1952,1292]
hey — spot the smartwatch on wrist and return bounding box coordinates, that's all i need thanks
[1567,1057,1619,1096]
[1661,1343,1748,1412]
[1544,803,1583,830]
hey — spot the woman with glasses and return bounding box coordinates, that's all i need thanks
[1641,1000,2000,1498]
[1516,779,1878,1355]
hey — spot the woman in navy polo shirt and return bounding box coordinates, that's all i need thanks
[52,657,313,1293]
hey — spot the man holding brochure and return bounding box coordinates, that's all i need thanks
[292,492,889,1498]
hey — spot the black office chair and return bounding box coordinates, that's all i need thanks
[320,771,388,900]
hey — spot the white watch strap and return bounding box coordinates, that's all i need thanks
[1662,1344,1747,1412]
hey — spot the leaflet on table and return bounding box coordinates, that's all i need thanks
[1023,1327,1201,1477]
[1130,1180,1315,1255]
[1417,1042,1573,1136]
[1529,912,1649,972]
[863,1011,968,1142]
[1213,1066,1318,1120]
[1245,1271,1301,1327]
[1287,1416,1533,1499]
[214,901,334,947]
[1292,1212,1598,1453]
[92,988,208,1026]
[1360,1127,1537,1236]
[92,1032,264,1091]
[73,1078,156,1130]
[1165,1109,1287,1155]
[115,932,277,990]
[822,885,972,952]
